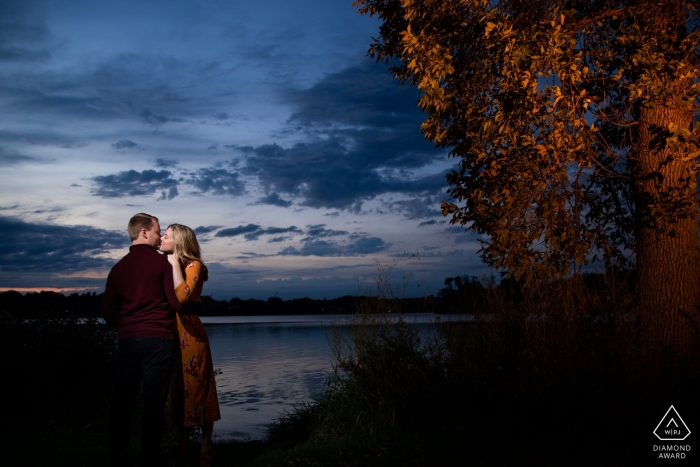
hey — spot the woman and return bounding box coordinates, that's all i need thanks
[160,224,221,467]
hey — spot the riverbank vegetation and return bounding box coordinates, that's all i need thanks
[259,274,700,465]
[2,271,698,465]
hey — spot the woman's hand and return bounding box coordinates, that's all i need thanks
[167,252,180,267]
[168,250,185,290]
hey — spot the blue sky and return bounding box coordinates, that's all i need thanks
[0,0,485,300]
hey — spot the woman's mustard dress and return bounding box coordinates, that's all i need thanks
[173,261,221,427]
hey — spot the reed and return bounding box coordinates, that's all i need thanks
[268,269,700,463]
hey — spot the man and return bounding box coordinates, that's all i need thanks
[102,213,182,467]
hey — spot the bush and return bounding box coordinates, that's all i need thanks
[0,310,117,421]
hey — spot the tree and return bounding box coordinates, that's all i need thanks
[354,0,700,352]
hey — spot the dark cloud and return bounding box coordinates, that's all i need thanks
[214,224,302,241]
[388,191,446,219]
[304,224,348,240]
[158,186,178,201]
[237,61,449,211]
[139,109,187,125]
[418,219,438,227]
[91,169,179,198]
[214,113,229,120]
[112,140,138,150]
[0,215,127,274]
[186,168,245,196]
[241,141,447,209]
[154,158,178,168]
[245,226,301,241]
[345,237,389,254]
[0,146,40,165]
[0,2,53,63]
[254,192,293,208]
[215,224,260,238]
[280,240,343,257]
[194,225,222,235]
[278,235,390,257]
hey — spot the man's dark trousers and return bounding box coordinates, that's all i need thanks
[108,338,175,467]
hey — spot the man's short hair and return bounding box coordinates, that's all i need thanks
[127,213,158,241]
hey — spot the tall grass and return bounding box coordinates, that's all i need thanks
[268,270,700,463]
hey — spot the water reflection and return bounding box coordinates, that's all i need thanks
[202,313,461,440]
[204,315,341,440]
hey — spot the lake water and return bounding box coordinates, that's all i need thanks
[202,313,458,440]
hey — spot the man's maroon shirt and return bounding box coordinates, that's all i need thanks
[101,244,183,340]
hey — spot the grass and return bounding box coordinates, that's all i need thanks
[254,273,700,465]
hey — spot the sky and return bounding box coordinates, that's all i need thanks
[0,0,487,300]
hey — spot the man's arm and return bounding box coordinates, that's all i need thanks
[100,274,120,328]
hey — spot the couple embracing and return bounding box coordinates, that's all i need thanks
[101,213,221,467]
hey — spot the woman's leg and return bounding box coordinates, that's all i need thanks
[200,423,215,467]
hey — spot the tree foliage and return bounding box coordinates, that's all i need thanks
[355,0,700,286]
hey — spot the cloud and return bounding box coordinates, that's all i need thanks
[214,113,229,120]
[112,140,138,150]
[154,158,178,168]
[186,167,245,196]
[139,109,188,125]
[91,169,179,198]
[280,240,343,257]
[0,2,53,63]
[279,235,390,257]
[388,191,446,219]
[418,219,438,227]
[237,61,449,211]
[246,226,302,241]
[0,215,128,275]
[303,224,348,240]
[345,237,390,254]
[194,225,222,235]
[214,224,302,241]
[215,224,260,238]
[254,192,293,208]
[0,146,40,165]
[158,186,178,200]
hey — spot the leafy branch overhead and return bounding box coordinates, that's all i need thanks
[355,0,700,285]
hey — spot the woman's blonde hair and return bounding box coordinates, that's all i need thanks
[167,223,208,282]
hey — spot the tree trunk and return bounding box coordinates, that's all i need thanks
[633,86,700,354]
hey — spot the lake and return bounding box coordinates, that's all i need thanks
[202,313,459,440]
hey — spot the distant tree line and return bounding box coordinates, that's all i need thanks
[0,271,633,318]
[0,290,438,318]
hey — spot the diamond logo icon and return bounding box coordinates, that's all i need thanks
[654,405,691,441]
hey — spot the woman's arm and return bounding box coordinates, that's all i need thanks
[167,253,185,290]
[174,260,202,304]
